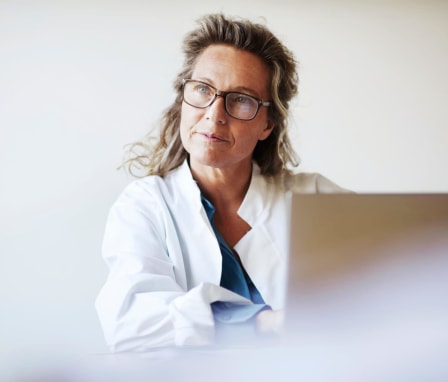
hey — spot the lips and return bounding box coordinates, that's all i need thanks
[196,130,228,143]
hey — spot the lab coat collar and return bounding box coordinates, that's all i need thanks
[237,164,271,226]
[167,160,203,211]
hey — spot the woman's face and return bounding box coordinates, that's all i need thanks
[179,44,273,172]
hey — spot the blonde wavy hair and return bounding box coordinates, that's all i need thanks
[124,13,299,177]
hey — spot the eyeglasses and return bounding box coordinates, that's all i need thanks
[181,79,271,121]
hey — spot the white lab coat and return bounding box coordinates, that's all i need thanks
[95,161,346,351]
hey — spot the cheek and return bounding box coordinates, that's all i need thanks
[179,105,200,151]
[180,104,202,130]
[179,120,190,152]
[179,105,192,134]
[230,130,261,155]
[240,119,272,144]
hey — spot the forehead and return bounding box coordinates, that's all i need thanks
[191,44,271,97]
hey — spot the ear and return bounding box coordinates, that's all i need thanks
[259,120,275,141]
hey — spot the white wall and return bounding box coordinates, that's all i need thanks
[1,0,447,378]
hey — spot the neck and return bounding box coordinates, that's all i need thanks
[189,159,253,208]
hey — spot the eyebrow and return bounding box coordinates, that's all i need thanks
[195,77,263,99]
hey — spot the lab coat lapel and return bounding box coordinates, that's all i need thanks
[235,166,286,309]
[235,226,284,309]
[167,161,222,287]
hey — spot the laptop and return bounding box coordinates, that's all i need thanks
[283,193,448,376]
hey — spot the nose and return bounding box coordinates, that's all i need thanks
[205,94,227,124]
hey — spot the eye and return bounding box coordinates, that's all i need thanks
[228,93,256,106]
[194,83,211,95]
[235,95,250,104]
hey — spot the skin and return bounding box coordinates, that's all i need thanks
[179,44,282,333]
[180,44,274,247]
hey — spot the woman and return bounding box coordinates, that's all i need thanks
[96,13,346,352]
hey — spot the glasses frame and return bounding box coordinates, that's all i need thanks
[181,79,271,121]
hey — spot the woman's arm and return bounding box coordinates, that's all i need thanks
[95,181,251,351]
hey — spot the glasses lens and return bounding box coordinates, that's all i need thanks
[183,81,213,108]
[226,93,258,120]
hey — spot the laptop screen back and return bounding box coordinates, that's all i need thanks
[284,193,448,360]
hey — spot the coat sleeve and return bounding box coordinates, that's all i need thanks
[95,181,250,352]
